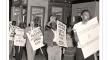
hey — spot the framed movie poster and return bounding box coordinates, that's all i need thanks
[51,6,63,22]
[30,6,45,28]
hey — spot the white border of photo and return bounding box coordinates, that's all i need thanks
[1,0,108,60]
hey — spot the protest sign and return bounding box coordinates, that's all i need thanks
[56,21,67,47]
[9,25,16,41]
[73,17,99,58]
[26,27,44,51]
[9,29,14,41]
[14,28,26,46]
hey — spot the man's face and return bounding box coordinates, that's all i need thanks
[67,27,72,33]
[81,11,90,23]
[37,20,41,27]
[30,21,34,27]
[50,16,56,23]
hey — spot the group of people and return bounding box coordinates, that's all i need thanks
[9,9,96,60]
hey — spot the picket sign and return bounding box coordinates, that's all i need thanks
[26,27,44,51]
[73,17,99,59]
[56,21,67,47]
[14,28,26,47]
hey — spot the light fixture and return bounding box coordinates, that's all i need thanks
[65,0,67,2]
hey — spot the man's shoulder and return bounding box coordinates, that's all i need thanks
[44,29,54,41]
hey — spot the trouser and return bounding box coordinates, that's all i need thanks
[26,39,36,60]
[63,47,76,60]
[75,48,84,60]
[9,40,13,60]
[47,46,62,60]
[15,46,23,60]
[75,48,95,60]
[9,40,13,56]
[64,55,74,60]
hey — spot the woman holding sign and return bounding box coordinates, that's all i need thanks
[14,22,26,60]
[25,18,44,60]
[25,20,36,60]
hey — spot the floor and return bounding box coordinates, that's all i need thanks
[9,48,99,60]
[9,49,47,60]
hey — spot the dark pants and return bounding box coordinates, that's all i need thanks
[9,40,13,60]
[15,46,23,60]
[75,48,95,60]
[75,48,84,60]
[63,47,76,60]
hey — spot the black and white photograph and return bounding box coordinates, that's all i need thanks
[8,0,100,60]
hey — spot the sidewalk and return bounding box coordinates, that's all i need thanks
[9,49,47,60]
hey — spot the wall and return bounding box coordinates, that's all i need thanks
[71,1,99,24]
[95,2,99,20]
[27,0,49,26]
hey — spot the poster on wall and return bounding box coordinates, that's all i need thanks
[30,6,45,27]
[73,17,99,58]
[56,20,67,47]
[52,6,63,21]
[26,27,44,51]
[14,28,26,46]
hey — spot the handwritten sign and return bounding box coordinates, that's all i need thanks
[26,27,44,51]
[73,17,99,58]
[9,26,17,41]
[9,27,14,41]
[56,21,67,47]
[14,28,26,46]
